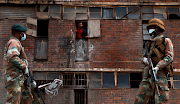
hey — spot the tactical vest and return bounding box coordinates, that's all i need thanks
[146,37,173,77]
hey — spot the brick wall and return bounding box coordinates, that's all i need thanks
[88,89,180,104]
[88,20,144,68]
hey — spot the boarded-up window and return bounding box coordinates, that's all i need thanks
[35,20,48,60]
[103,72,115,88]
[102,8,113,19]
[115,7,127,19]
[34,72,59,86]
[88,20,100,38]
[89,7,101,19]
[89,72,102,88]
[37,5,61,19]
[128,7,139,19]
[130,73,142,88]
[168,7,180,19]
[117,73,129,88]
[26,17,37,37]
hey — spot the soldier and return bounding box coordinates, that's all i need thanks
[134,18,174,104]
[3,24,34,104]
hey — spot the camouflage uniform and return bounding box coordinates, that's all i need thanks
[3,36,34,104]
[134,35,174,104]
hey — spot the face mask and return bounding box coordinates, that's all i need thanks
[20,33,26,41]
[149,29,155,34]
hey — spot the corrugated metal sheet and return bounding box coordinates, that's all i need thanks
[0,6,35,19]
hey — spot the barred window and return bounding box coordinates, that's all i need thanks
[63,73,87,87]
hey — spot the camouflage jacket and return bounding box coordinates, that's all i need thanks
[142,35,174,70]
[3,36,28,87]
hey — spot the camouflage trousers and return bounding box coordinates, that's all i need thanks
[5,76,34,104]
[134,70,169,104]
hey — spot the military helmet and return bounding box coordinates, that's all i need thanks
[147,18,165,32]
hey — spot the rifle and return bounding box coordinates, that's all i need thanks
[27,72,46,104]
[144,41,160,97]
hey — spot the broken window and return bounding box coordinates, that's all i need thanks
[115,7,127,19]
[128,7,140,19]
[33,72,59,86]
[141,7,154,20]
[130,73,142,88]
[103,72,115,88]
[154,7,166,20]
[36,5,61,19]
[168,7,180,19]
[89,72,102,88]
[63,73,87,87]
[35,20,48,60]
[102,8,113,19]
[89,7,101,19]
[117,73,129,88]
[75,21,88,61]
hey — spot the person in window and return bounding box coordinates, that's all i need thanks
[3,24,34,104]
[76,22,87,39]
[134,18,174,104]
[75,22,88,61]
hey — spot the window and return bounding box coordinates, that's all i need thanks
[115,7,127,19]
[168,7,180,19]
[63,6,87,20]
[154,7,166,20]
[89,72,102,88]
[142,20,151,40]
[102,8,113,19]
[173,74,180,88]
[89,7,101,19]
[36,5,61,19]
[35,20,48,60]
[128,7,140,19]
[117,73,129,88]
[63,73,87,87]
[76,7,87,20]
[130,73,142,88]
[141,7,154,20]
[75,21,88,61]
[33,72,59,86]
[74,89,87,104]
[103,72,115,88]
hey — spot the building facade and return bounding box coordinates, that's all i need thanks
[0,0,180,104]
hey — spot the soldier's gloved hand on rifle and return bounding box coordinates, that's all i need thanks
[24,66,30,76]
[152,67,159,76]
[143,57,149,65]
